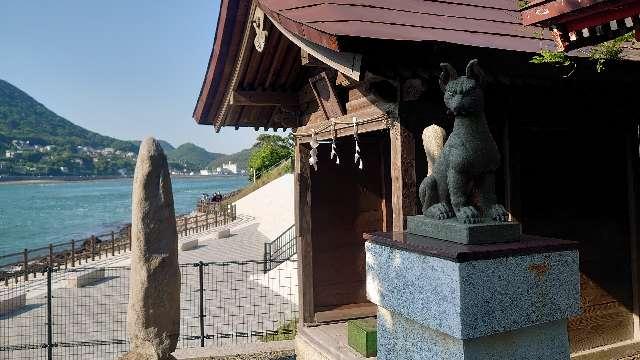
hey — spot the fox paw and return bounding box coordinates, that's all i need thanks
[456,206,480,224]
[425,203,455,220]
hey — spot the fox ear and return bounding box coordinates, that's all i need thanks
[439,63,458,91]
[465,59,485,83]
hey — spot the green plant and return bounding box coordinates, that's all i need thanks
[247,134,293,182]
[589,32,635,72]
[530,50,573,66]
[260,319,298,342]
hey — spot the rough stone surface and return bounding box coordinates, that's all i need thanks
[365,241,580,339]
[406,216,521,244]
[377,307,570,360]
[418,60,509,224]
[121,137,180,360]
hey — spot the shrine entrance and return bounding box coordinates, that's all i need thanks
[298,130,391,323]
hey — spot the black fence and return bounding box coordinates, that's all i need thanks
[0,260,298,359]
[0,205,238,286]
[263,225,297,273]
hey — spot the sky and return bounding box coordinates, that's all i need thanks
[0,0,260,154]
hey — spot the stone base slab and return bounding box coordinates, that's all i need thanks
[295,323,375,360]
[377,307,570,360]
[66,268,105,288]
[365,240,580,339]
[215,229,231,239]
[406,216,521,244]
[179,238,198,251]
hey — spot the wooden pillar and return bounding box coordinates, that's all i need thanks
[390,120,417,231]
[627,120,640,338]
[295,141,315,324]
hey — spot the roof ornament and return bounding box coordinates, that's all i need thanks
[252,7,268,52]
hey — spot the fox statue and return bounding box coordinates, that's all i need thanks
[418,59,509,224]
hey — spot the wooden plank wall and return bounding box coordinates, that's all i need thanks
[309,132,391,312]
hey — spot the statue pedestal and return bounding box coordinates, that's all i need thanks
[406,215,522,244]
[364,232,580,360]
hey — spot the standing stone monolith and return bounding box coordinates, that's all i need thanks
[120,138,180,360]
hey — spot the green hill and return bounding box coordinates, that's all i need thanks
[168,143,223,169]
[0,79,137,152]
[0,79,251,175]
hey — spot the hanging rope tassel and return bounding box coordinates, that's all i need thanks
[309,129,319,171]
[353,117,363,170]
[330,120,340,165]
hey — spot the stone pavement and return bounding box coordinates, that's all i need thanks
[0,214,298,360]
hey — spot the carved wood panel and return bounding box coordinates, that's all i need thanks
[308,71,344,120]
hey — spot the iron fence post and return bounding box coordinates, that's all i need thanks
[46,266,53,360]
[48,244,53,268]
[91,235,96,261]
[264,243,271,273]
[198,261,206,347]
[23,248,28,281]
[71,240,75,267]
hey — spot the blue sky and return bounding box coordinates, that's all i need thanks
[0,0,260,154]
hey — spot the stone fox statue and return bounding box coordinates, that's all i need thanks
[419,59,509,224]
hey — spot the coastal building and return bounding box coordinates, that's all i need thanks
[222,161,238,174]
[199,169,211,176]
[192,1,640,358]
[5,150,15,159]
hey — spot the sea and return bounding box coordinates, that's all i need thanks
[0,176,248,256]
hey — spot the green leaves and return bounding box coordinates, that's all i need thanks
[530,50,573,66]
[247,134,293,181]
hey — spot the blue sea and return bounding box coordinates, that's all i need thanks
[0,176,248,256]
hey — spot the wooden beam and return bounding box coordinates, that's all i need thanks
[230,91,298,106]
[266,12,362,80]
[390,120,417,231]
[301,49,329,67]
[295,141,315,324]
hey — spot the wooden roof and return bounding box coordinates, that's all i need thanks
[259,0,557,53]
[191,0,576,129]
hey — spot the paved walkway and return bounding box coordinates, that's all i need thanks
[1,173,299,360]
[0,214,298,360]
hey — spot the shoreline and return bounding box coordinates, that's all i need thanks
[0,174,246,185]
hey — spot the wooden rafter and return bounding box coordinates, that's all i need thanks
[230,91,298,106]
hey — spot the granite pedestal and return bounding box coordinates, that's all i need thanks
[364,232,580,360]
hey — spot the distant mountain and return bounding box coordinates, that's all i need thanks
[167,143,224,170]
[0,79,137,152]
[129,139,175,153]
[0,79,248,175]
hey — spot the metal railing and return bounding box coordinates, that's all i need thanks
[0,259,298,359]
[0,204,238,285]
[263,225,296,273]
